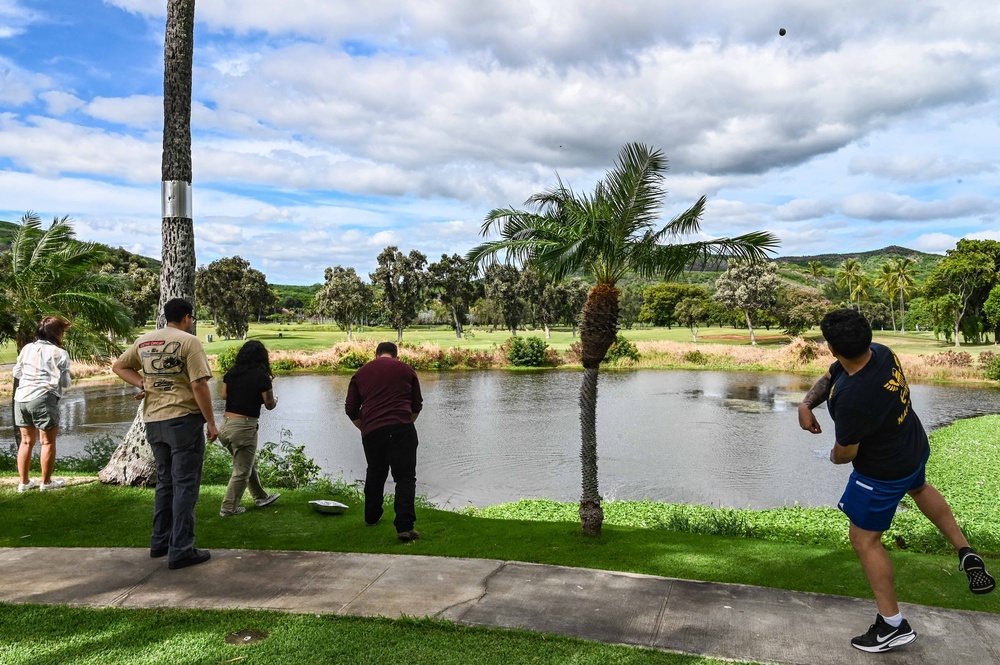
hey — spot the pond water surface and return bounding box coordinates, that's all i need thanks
[3,370,998,509]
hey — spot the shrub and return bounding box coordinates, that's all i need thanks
[270,359,295,372]
[57,435,118,473]
[984,355,1000,381]
[602,334,640,364]
[926,350,973,367]
[978,351,997,368]
[503,335,549,367]
[338,350,369,370]
[257,428,324,489]
[214,344,241,374]
[682,349,708,365]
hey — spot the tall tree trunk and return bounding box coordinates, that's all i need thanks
[544,323,551,339]
[452,306,462,339]
[101,0,196,487]
[899,291,906,333]
[347,322,353,341]
[397,327,403,342]
[577,284,619,537]
[743,309,757,345]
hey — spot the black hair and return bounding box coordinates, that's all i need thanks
[820,308,872,360]
[226,340,272,379]
[375,341,398,358]
[163,298,194,324]
[35,316,72,347]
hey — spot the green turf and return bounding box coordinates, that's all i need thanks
[0,605,754,665]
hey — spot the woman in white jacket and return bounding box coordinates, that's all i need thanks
[13,316,72,492]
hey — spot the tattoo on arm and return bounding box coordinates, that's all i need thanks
[802,374,831,409]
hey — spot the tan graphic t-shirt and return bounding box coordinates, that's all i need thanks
[117,326,213,423]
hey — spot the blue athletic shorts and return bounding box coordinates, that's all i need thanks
[838,462,927,532]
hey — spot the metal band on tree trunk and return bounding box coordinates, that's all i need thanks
[161,180,192,218]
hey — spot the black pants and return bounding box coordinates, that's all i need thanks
[147,413,205,562]
[362,422,418,532]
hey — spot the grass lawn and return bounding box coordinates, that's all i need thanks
[3,417,998,663]
[2,320,984,365]
[0,605,752,665]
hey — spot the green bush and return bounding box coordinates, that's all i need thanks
[215,344,241,374]
[602,334,640,364]
[504,335,549,367]
[984,355,1000,381]
[257,428,324,489]
[338,350,369,370]
[270,359,295,372]
[682,349,709,365]
[57,435,118,473]
[204,428,325,489]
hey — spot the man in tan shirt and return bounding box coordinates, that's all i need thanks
[113,298,217,570]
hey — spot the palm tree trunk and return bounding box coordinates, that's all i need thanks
[899,291,906,333]
[99,404,157,486]
[578,366,603,536]
[103,0,195,487]
[576,284,619,536]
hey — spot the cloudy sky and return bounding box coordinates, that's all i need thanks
[1,0,998,285]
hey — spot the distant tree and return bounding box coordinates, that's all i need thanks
[638,283,707,327]
[282,295,304,311]
[713,260,781,345]
[428,253,477,338]
[563,278,590,335]
[471,297,502,332]
[835,258,865,311]
[983,285,1000,344]
[874,262,899,331]
[806,261,826,279]
[889,257,917,332]
[483,263,527,335]
[370,246,427,342]
[618,285,644,330]
[98,262,160,327]
[775,289,832,336]
[315,266,370,341]
[195,256,270,339]
[674,296,708,342]
[928,294,961,344]
[924,241,996,346]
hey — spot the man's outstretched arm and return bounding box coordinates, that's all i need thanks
[798,372,831,434]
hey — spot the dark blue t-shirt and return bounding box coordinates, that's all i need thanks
[827,343,929,480]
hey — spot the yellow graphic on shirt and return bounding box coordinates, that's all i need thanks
[883,353,911,424]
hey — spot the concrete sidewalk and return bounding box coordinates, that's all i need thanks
[1,547,997,664]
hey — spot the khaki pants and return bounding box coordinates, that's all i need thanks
[218,416,268,513]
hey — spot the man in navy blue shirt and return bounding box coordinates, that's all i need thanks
[345,342,423,541]
[799,309,994,653]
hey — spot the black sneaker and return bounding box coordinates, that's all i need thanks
[168,549,211,570]
[850,615,916,653]
[960,551,996,594]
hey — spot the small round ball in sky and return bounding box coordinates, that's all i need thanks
[779,28,786,36]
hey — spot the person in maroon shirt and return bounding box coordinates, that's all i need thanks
[345,342,423,540]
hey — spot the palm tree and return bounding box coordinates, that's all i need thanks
[0,212,132,355]
[874,262,898,331]
[0,212,134,445]
[806,261,826,280]
[101,0,198,486]
[890,257,917,332]
[468,143,778,535]
[835,258,865,310]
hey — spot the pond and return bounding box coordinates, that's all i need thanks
[3,370,999,509]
